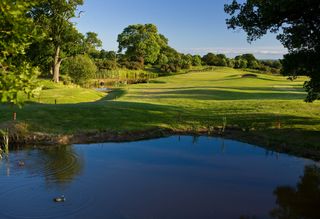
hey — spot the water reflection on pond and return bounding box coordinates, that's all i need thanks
[0,136,319,219]
[0,146,83,184]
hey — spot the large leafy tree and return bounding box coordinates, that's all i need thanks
[225,0,320,102]
[0,0,41,105]
[27,30,101,78]
[117,24,168,64]
[30,0,84,83]
[27,25,84,78]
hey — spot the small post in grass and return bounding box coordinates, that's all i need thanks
[276,116,281,129]
[13,112,16,121]
[55,99,57,105]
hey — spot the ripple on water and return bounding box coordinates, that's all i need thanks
[0,148,80,180]
[27,151,80,179]
[0,181,93,219]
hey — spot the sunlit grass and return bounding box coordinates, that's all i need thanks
[19,80,106,104]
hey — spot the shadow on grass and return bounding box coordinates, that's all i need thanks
[149,80,167,84]
[136,89,307,100]
[216,86,305,93]
[1,100,320,159]
[97,89,127,101]
[1,100,319,132]
[203,75,283,83]
[133,85,304,93]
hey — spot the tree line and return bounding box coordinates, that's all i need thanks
[87,24,282,76]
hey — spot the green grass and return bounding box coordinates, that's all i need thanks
[1,67,320,156]
[19,80,106,104]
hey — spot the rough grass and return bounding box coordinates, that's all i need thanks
[1,67,320,155]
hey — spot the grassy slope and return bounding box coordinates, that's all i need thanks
[20,80,106,104]
[1,67,320,153]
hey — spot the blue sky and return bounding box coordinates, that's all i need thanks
[76,0,286,59]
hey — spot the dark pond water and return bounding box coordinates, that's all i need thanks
[0,136,319,219]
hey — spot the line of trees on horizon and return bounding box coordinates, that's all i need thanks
[91,48,282,74]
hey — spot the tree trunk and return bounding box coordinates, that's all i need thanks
[53,46,61,83]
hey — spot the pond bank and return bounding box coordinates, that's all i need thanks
[4,122,320,161]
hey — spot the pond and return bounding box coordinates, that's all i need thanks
[0,136,319,219]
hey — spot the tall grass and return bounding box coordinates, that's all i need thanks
[0,128,9,159]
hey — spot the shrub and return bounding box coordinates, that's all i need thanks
[192,55,202,66]
[62,54,97,86]
[95,59,118,70]
[126,61,144,70]
[160,63,181,73]
[60,74,73,85]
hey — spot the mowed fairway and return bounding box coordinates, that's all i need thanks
[119,67,320,131]
[1,67,320,154]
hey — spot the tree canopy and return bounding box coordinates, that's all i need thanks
[31,0,84,83]
[225,0,320,102]
[84,32,103,55]
[117,24,168,64]
[0,0,41,105]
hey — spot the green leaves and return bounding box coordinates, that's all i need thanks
[0,0,42,105]
[0,63,41,106]
[29,0,84,82]
[117,24,168,64]
[62,54,97,86]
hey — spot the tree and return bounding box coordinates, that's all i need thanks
[202,53,218,66]
[216,54,228,66]
[159,46,183,73]
[117,24,168,64]
[27,24,84,78]
[181,54,193,69]
[0,0,41,105]
[157,54,169,66]
[240,54,260,69]
[227,59,235,68]
[84,32,102,55]
[225,0,320,102]
[31,0,84,83]
[192,55,202,66]
[161,46,180,63]
[98,50,117,60]
[239,59,248,69]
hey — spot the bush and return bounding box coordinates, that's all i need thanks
[157,54,169,65]
[118,56,145,70]
[60,74,73,85]
[62,54,97,86]
[161,63,181,73]
[126,61,144,70]
[96,59,118,70]
[192,55,202,66]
